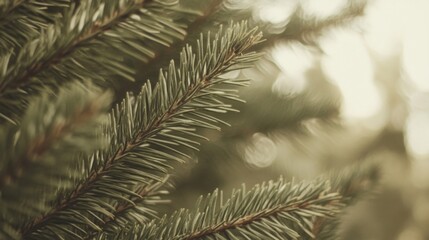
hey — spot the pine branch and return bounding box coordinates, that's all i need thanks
[102,178,343,240]
[316,161,381,240]
[20,22,263,239]
[0,0,23,18]
[213,0,367,50]
[147,0,224,70]
[0,222,20,240]
[98,162,379,240]
[0,0,188,125]
[0,82,111,234]
[83,178,170,240]
[260,1,367,47]
[117,0,224,99]
[0,0,70,54]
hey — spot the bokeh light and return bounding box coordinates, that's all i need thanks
[405,93,429,159]
[255,0,298,25]
[271,41,315,96]
[300,0,348,19]
[402,1,429,91]
[319,28,384,121]
[243,133,277,168]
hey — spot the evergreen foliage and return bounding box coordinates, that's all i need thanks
[0,0,390,239]
[105,178,342,240]
[0,0,187,124]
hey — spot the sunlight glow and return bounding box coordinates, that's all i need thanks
[271,42,315,96]
[256,0,298,25]
[402,1,429,91]
[320,29,383,120]
[405,93,429,158]
[398,226,425,240]
[225,0,298,26]
[300,0,348,19]
[363,0,405,58]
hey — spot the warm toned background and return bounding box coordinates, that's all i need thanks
[156,1,429,239]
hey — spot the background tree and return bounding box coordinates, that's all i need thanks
[1,0,428,239]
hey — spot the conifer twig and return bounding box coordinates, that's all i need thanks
[104,178,343,240]
[0,0,24,20]
[0,0,70,54]
[0,0,155,92]
[0,82,111,229]
[0,90,107,188]
[0,0,187,125]
[21,22,263,239]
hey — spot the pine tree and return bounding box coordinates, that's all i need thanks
[0,0,398,239]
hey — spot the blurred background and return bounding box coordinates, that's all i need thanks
[132,0,429,239]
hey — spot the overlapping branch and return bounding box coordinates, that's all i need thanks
[102,178,342,240]
[20,22,262,239]
[0,82,111,237]
[0,0,187,125]
[0,0,70,53]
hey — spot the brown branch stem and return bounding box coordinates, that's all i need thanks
[184,198,336,240]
